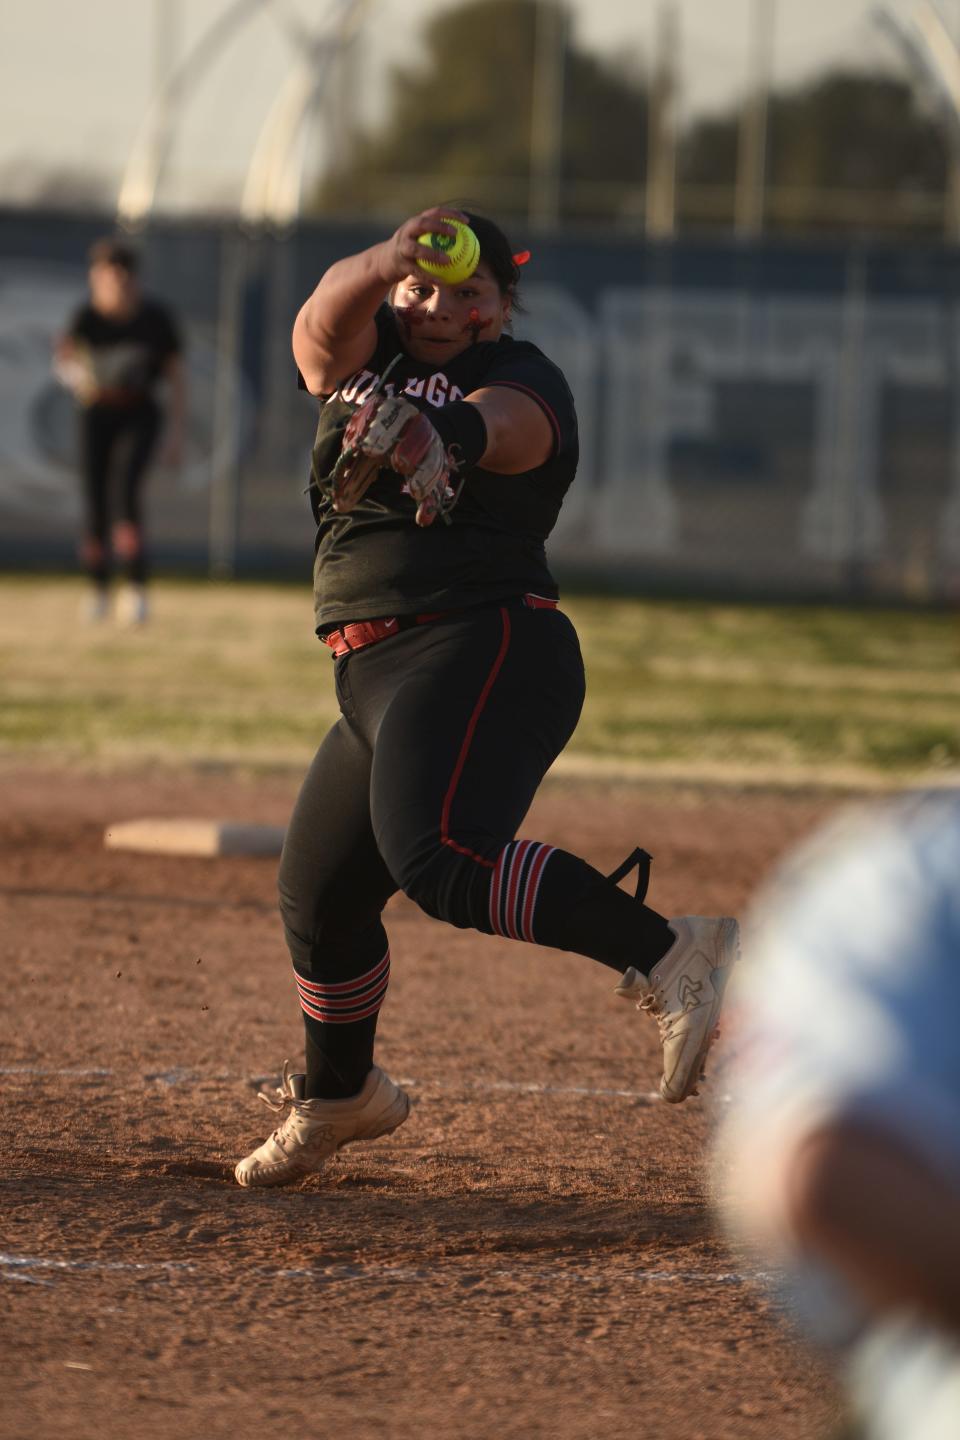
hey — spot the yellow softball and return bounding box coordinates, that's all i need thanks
[415,218,480,285]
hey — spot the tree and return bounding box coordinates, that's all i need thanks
[312,0,649,225]
[679,69,948,234]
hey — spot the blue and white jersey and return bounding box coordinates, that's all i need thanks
[715,791,960,1440]
[724,790,960,1184]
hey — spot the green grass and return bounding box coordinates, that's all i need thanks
[569,596,960,782]
[2,576,959,786]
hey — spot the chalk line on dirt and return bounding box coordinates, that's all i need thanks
[0,1250,773,1290]
[0,1067,114,1077]
[0,1066,663,1103]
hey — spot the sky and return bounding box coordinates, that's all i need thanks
[1,0,959,214]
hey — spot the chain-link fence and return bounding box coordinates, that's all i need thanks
[3,206,960,601]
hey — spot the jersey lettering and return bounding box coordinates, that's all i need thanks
[341,369,375,404]
[355,372,380,403]
[425,372,449,407]
[341,369,464,409]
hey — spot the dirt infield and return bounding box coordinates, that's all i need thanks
[2,766,845,1440]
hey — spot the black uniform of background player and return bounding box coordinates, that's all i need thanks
[62,242,182,598]
[69,300,180,584]
[281,303,678,1102]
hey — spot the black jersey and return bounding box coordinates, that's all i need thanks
[68,299,181,404]
[306,306,578,629]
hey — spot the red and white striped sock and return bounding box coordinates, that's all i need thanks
[488,840,556,943]
[294,948,391,1024]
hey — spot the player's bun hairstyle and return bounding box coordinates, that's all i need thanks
[88,237,140,274]
[462,211,525,312]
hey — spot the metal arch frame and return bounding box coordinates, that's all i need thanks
[241,0,370,225]
[117,0,367,229]
[872,0,960,236]
[873,1,960,135]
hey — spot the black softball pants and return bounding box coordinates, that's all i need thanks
[79,400,161,585]
[278,600,674,1099]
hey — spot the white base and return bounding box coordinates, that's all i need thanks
[104,819,285,858]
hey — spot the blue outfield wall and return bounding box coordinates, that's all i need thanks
[2,205,960,602]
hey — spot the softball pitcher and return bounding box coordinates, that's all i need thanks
[235,207,739,1188]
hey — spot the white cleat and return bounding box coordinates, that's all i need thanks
[81,588,110,624]
[616,916,740,1103]
[115,585,149,628]
[234,1060,410,1189]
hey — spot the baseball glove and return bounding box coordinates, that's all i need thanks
[328,393,458,527]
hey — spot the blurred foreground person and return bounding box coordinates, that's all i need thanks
[54,238,185,626]
[716,792,960,1440]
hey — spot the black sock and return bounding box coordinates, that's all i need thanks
[531,850,675,975]
[304,1019,376,1100]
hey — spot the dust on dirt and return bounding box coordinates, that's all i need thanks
[1,766,844,1440]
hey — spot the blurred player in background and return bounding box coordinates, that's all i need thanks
[54,238,186,626]
[234,205,739,1189]
[715,791,960,1440]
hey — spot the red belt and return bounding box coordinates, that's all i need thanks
[323,593,559,659]
[90,389,152,408]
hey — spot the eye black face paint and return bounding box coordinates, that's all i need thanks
[393,305,426,340]
[464,307,492,345]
